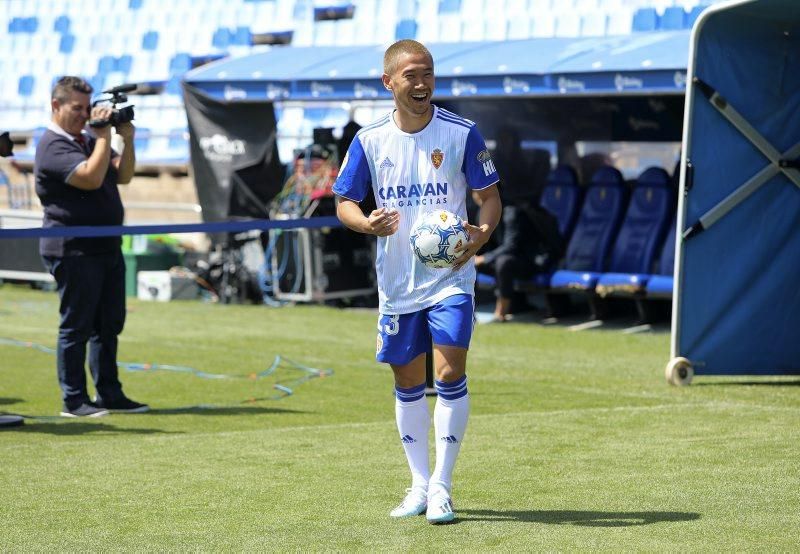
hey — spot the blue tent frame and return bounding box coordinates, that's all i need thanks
[668,0,800,385]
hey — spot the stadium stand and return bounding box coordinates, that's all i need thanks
[1,0,721,170]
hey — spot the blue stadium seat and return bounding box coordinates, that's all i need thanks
[212,27,233,48]
[142,31,159,51]
[129,0,144,8]
[133,127,151,153]
[439,0,462,14]
[169,53,192,74]
[395,19,418,40]
[539,165,581,242]
[117,55,133,74]
[98,55,117,73]
[18,76,35,96]
[659,7,686,30]
[548,166,627,291]
[8,18,24,33]
[593,167,674,298]
[631,7,658,32]
[54,15,71,34]
[232,26,253,46]
[645,214,677,299]
[59,34,76,54]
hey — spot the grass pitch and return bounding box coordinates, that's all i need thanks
[1,285,798,551]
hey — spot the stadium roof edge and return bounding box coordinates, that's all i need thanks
[183,30,692,101]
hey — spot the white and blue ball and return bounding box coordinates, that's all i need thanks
[409,210,470,269]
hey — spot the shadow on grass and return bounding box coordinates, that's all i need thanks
[10,421,175,436]
[693,379,800,387]
[459,509,701,527]
[0,397,24,406]
[148,405,304,416]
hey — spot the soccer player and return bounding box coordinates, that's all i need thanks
[333,40,501,524]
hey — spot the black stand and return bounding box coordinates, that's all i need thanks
[0,415,24,428]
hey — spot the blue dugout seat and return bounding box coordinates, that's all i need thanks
[548,165,627,292]
[593,166,674,298]
[477,165,580,292]
[539,165,581,242]
[645,214,677,299]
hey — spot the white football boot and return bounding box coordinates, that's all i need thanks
[426,487,455,524]
[389,488,428,518]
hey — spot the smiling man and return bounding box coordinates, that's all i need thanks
[333,40,502,524]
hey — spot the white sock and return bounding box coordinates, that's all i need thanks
[430,375,469,495]
[395,383,430,491]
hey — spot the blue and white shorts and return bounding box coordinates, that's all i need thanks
[376,293,475,366]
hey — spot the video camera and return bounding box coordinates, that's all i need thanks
[89,84,136,128]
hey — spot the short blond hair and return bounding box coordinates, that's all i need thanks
[383,39,433,75]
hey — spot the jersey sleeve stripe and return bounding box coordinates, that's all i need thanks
[436,113,472,129]
[437,107,474,125]
[359,114,391,133]
[470,179,499,191]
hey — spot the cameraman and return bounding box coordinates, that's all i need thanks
[35,76,148,417]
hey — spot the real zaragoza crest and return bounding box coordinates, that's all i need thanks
[431,148,444,169]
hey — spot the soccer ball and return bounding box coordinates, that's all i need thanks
[409,210,470,269]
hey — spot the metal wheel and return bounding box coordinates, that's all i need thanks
[665,357,694,386]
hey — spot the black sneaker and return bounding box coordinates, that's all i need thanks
[60,403,110,418]
[95,397,150,413]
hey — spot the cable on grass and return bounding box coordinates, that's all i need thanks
[0,337,333,416]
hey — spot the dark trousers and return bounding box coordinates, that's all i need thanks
[490,254,537,298]
[43,251,126,408]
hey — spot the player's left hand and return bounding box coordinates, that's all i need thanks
[452,222,491,270]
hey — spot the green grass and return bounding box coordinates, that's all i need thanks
[1,285,798,551]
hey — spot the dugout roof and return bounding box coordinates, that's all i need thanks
[183,30,691,102]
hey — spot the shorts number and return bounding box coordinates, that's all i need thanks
[383,314,400,336]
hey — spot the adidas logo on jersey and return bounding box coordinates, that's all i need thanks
[401,434,416,444]
[379,157,395,168]
[440,435,459,444]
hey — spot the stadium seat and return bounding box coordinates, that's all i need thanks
[645,214,677,299]
[439,0,462,14]
[18,75,35,96]
[53,15,70,33]
[659,6,686,30]
[593,166,674,300]
[548,166,627,292]
[59,33,75,53]
[141,30,159,50]
[631,7,658,32]
[395,19,418,40]
[539,165,581,242]
[133,127,151,153]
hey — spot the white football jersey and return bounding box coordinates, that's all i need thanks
[333,105,499,314]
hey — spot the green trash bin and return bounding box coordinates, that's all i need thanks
[124,250,183,297]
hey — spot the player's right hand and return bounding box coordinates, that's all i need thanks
[367,207,399,237]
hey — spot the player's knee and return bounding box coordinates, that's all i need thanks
[434,365,465,383]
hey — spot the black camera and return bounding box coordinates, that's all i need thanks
[89,84,136,128]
